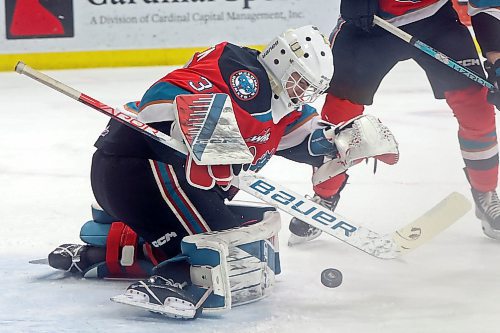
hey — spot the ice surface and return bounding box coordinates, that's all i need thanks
[1,61,499,333]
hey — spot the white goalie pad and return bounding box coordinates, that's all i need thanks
[174,93,254,165]
[181,210,281,314]
[313,114,399,185]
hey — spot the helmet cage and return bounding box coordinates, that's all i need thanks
[282,66,326,107]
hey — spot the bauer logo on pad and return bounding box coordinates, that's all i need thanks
[174,93,254,165]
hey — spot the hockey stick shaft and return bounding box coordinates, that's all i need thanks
[14,62,189,156]
[16,61,470,259]
[373,16,497,92]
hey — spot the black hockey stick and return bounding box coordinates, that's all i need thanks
[373,15,498,92]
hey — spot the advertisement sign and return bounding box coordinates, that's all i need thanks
[1,0,339,54]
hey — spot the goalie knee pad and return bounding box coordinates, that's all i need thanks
[176,210,281,314]
[77,203,155,278]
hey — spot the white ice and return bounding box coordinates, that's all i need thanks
[1,61,499,333]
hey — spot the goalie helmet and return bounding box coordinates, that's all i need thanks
[259,25,333,122]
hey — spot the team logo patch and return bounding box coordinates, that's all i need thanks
[230,70,259,101]
[246,128,271,144]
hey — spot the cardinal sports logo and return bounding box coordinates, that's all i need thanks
[5,0,74,39]
[230,70,259,101]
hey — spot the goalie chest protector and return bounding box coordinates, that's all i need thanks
[162,42,302,172]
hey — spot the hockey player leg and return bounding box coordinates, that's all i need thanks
[288,94,363,246]
[112,209,281,319]
[446,86,500,239]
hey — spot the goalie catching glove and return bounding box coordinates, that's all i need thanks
[309,114,399,196]
[289,114,399,246]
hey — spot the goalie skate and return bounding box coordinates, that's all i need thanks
[111,276,202,320]
[48,244,92,274]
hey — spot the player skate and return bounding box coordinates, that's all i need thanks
[471,188,500,240]
[288,193,340,246]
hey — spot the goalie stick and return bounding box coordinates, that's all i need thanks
[15,61,472,259]
[373,15,498,93]
[13,62,251,166]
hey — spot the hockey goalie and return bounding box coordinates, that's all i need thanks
[46,25,399,319]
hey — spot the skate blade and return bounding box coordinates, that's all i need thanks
[481,220,500,240]
[111,293,197,319]
[287,231,322,247]
[29,258,49,265]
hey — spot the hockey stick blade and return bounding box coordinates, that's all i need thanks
[16,62,471,259]
[392,192,471,254]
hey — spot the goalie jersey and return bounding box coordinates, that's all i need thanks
[95,42,324,174]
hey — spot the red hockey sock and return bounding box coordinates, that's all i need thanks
[446,86,498,192]
[321,93,365,124]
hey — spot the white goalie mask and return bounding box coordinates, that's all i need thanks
[259,25,334,122]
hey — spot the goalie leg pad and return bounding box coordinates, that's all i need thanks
[180,210,281,314]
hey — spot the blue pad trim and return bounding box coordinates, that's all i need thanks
[80,220,111,247]
[80,220,145,247]
[91,204,118,224]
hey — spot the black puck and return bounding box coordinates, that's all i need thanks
[320,268,343,288]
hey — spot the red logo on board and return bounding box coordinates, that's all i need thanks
[5,0,74,39]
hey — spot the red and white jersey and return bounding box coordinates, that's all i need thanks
[379,0,448,26]
[134,42,319,173]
